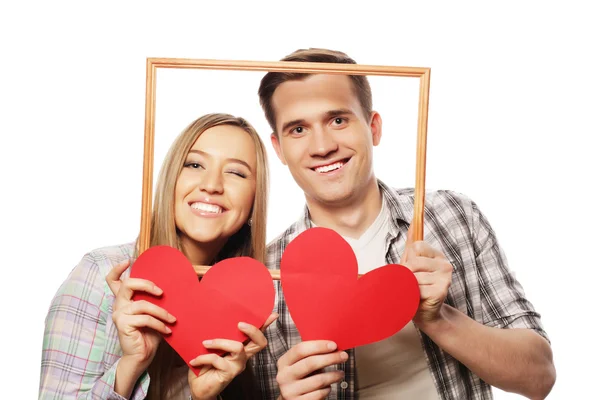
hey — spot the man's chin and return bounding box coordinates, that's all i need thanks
[308,187,356,206]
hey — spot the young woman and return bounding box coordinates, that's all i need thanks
[39,113,276,399]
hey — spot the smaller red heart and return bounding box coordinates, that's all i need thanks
[281,227,420,350]
[130,245,275,374]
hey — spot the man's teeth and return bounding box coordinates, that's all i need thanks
[315,162,345,173]
[191,202,223,213]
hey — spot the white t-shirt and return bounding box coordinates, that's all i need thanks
[336,199,439,399]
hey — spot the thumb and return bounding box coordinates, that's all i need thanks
[400,220,416,265]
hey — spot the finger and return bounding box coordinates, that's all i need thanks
[283,351,348,382]
[412,241,445,259]
[297,388,333,400]
[117,314,173,335]
[404,256,439,273]
[202,339,245,360]
[119,278,163,300]
[413,271,436,286]
[238,322,269,355]
[282,370,344,398]
[400,220,416,264]
[406,219,416,245]
[260,312,279,331]
[127,300,176,323]
[419,284,449,303]
[188,363,212,381]
[189,353,229,371]
[105,260,130,295]
[277,341,338,368]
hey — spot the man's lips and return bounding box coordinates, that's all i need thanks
[311,158,350,174]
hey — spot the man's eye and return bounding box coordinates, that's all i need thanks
[293,127,304,134]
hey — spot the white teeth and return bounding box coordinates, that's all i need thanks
[315,161,345,173]
[191,202,223,213]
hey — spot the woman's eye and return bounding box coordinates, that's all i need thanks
[186,162,204,169]
[228,170,247,178]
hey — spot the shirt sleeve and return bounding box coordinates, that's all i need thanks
[38,252,150,399]
[470,200,550,343]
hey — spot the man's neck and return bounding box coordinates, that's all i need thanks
[307,177,383,239]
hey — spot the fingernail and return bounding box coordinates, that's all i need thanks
[340,351,348,361]
[154,286,163,294]
[327,342,337,351]
[203,340,213,346]
[238,322,250,329]
[168,313,176,321]
[165,327,172,334]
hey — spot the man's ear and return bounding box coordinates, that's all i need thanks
[270,132,287,165]
[370,111,383,146]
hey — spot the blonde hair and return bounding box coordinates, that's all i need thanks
[135,113,269,399]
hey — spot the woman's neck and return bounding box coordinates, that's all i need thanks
[180,236,224,266]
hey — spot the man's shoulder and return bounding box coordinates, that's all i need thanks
[265,220,307,270]
[386,185,476,213]
[427,189,475,210]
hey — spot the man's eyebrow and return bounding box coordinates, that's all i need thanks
[188,149,253,171]
[324,108,355,119]
[280,109,356,134]
[281,119,306,134]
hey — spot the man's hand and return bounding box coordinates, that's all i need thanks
[401,223,453,326]
[276,341,347,400]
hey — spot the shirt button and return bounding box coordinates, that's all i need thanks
[340,381,348,389]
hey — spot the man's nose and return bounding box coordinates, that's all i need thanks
[308,127,338,158]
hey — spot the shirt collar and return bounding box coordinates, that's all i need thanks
[298,179,414,235]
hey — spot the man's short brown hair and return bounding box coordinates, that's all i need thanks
[257,48,373,135]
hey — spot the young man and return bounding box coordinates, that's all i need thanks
[252,48,555,400]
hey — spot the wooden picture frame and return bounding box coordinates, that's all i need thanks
[138,57,431,279]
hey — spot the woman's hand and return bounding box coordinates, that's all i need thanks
[106,260,176,370]
[188,313,278,400]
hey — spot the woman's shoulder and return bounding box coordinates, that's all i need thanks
[79,241,137,277]
[63,242,137,286]
[47,242,137,317]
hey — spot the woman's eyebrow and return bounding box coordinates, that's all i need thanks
[188,149,252,171]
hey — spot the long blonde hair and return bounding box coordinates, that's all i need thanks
[135,113,269,399]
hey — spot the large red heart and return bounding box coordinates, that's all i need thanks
[280,227,420,350]
[130,245,275,374]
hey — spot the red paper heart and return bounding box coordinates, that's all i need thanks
[130,245,275,374]
[280,227,420,350]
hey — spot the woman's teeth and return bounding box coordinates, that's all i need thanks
[191,202,223,213]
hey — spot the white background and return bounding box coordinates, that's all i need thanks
[1,1,598,398]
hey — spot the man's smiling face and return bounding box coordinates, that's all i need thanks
[270,74,382,206]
